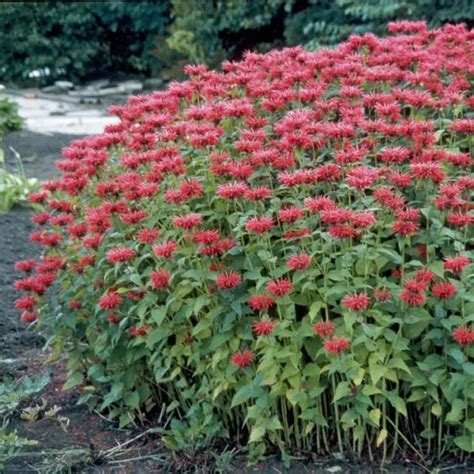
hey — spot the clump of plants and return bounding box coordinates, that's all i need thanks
[15,22,474,464]
[0,95,23,135]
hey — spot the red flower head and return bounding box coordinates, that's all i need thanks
[153,241,178,258]
[15,295,36,311]
[287,252,312,270]
[431,281,457,300]
[245,216,274,234]
[151,269,171,289]
[248,293,275,311]
[444,255,470,273]
[373,288,391,303]
[21,311,38,323]
[216,271,241,289]
[173,213,202,230]
[137,228,161,244]
[414,269,435,284]
[99,292,122,310]
[313,321,336,338]
[452,326,474,346]
[15,260,36,273]
[231,350,253,368]
[267,278,292,297]
[324,336,350,355]
[342,292,370,311]
[107,247,136,264]
[252,319,276,336]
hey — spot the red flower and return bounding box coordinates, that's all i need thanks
[21,311,38,323]
[414,269,435,284]
[129,325,151,337]
[107,247,136,263]
[231,350,253,368]
[245,216,274,234]
[324,336,350,355]
[99,292,122,310]
[137,228,161,244]
[452,326,474,346]
[278,206,304,223]
[252,319,276,336]
[373,288,391,303]
[342,292,370,311]
[313,321,336,338]
[267,278,292,297]
[216,271,241,289]
[15,259,36,273]
[153,241,178,258]
[400,289,426,306]
[444,255,470,273]
[151,269,171,288]
[173,213,202,230]
[217,182,248,199]
[15,296,36,311]
[248,294,275,311]
[431,281,457,299]
[287,252,311,270]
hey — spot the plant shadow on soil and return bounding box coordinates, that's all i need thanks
[0,131,468,473]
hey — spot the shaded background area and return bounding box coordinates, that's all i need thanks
[1,0,474,87]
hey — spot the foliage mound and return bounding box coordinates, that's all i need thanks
[15,22,474,463]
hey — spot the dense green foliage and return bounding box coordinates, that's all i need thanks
[1,1,473,84]
[0,96,23,135]
[0,1,170,84]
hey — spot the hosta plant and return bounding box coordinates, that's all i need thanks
[15,21,474,464]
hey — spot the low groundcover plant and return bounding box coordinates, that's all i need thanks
[14,21,474,464]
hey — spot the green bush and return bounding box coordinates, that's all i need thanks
[0,1,170,84]
[0,96,23,135]
[15,22,474,465]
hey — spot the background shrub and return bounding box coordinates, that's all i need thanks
[0,1,170,84]
[15,22,474,463]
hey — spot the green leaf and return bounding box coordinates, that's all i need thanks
[63,371,83,390]
[369,365,387,385]
[333,381,351,402]
[231,385,255,408]
[249,425,266,443]
[454,435,474,453]
[151,306,167,325]
[376,429,388,447]
[386,392,407,417]
[446,399,466,423]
